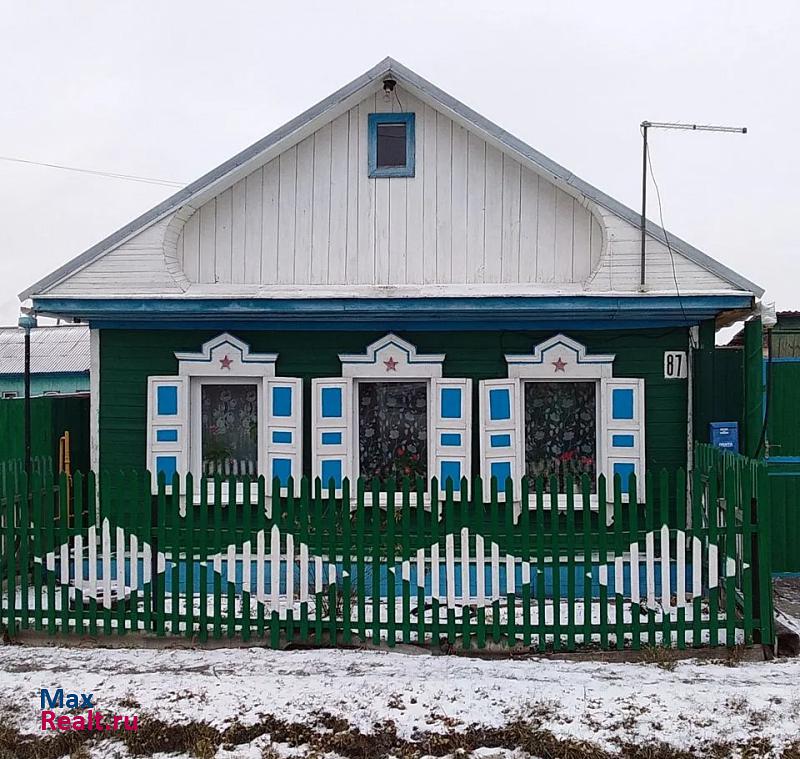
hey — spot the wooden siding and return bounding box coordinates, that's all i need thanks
[47,217,186,295]
[99,328,690,479]
[175,87,603,288]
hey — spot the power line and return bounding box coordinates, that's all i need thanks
[0,155,185,188]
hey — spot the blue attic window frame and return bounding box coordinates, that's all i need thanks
[368,112,415,178]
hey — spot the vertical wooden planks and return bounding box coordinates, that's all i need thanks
[341,478,352,644]
[357,97,376,284]
[345,107,360,284]
[355,479,366,642]
[483,145,503,283]
[199,476,209,642]
[565,477,576,651]
[181,211,200,283]
[277,147,298,285]
[549,477,561,651]
[675,468,687,649]
[554,191,574,281]
[329,112,349,285]
[597,475,609,649]
[18,472,29,631]
[435,113,452,284]
[405,94,424,284]
[73,472,84,636]
[690,468,703,647]
[422,103,438,284]
[295,136,315,284]
[212,477,222,640]
[450,123,468,284]
[613,474,624,649]
[629,474,641,650]
[260,161,280,285]
[401,479,411,645]
[466,133,486,283]
[386,479,396,647]
[244,169,264,284]
[312,123,332,285]
[501,156,521,284]
[520,477,531,648]
[519,169,539,282]
[581,474,593,648]
[230,179,247,285]
[572,206,593,283]
[536,180,556,281]
[215,188,233,284]
[659,471,672,645]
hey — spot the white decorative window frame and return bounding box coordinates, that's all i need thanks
[480,334,645,507]
[147,333,302,501]
[312,333,472,500]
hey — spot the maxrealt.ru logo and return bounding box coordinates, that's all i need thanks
[40,689,138,732]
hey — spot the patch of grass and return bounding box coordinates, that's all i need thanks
[640,645,680,671]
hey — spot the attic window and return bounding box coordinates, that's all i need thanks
[368,112,415,177]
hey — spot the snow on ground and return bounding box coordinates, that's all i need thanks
[0,643,798,758]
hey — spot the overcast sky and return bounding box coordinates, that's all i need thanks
[1,1,797,327]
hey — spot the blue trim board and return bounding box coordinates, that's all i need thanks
[272,431,292,444]
[321,432,342,445]
[440,433,461,446]
[35,295,753,330]
[156,429,178,442]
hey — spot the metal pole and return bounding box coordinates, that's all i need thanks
[640,122,649,290]
[24,328,31,476]
[18,314,37,477]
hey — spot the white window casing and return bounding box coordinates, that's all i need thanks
[478,333,647,505]
[146,333,302,497]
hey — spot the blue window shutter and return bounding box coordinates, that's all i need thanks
[432,379,472,494]
[602,378,646,500]
[266,378,303,496]
[147,376,188,494]
[312,378,353,495]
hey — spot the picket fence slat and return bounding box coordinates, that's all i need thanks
[0,445,773,652]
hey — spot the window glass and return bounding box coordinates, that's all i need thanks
[376,122,407,168]
[358,381,427,484]
[201,384,258,476]
[524,381,596,492]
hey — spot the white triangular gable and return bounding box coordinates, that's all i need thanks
[24,58,760,301]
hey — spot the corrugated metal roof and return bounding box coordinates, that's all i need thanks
[0,325,90,375]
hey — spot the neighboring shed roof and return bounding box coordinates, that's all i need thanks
[0,325,90,375]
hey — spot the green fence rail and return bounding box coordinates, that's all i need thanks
[0,449,773,651]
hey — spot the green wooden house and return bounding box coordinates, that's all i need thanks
[19,58,764,505]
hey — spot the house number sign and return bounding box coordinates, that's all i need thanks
[663,351,688,379]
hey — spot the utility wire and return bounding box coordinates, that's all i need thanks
[0,155,185,188]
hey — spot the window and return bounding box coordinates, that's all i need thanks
[312,334,471,495]
[146,333,302,496]
[200,383,258,476]
[480,334,646,501]
[358,381,428,484]
[368,113,415,177]
[524,381,597,492]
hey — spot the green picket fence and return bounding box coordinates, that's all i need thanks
[0,450,773,651]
